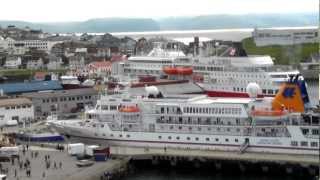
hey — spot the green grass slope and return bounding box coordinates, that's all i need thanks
[242,37,318,65]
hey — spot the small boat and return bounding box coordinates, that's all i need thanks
[17,131,64,142]
[76,160,94,167]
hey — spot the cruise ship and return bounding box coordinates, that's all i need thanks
[111,46,300,97]
[50,75,319,155]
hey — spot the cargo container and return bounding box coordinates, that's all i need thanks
[67,143,85,155]
[85,145,99,156]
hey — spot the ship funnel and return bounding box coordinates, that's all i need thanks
[272,74,308,113]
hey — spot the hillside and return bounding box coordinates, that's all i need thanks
[242,37,318,65]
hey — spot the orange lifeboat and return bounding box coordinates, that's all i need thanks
[163,66,193,75]
[163,66,178,75]
[119,106,140,113]
[251,110,286,117]
[177,67,193,75]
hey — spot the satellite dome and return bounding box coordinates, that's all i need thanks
[145,86,159,96]
[246,83,262,98]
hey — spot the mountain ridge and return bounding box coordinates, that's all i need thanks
[0,13,317,33]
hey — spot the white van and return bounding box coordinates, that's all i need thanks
[0,146,19,157]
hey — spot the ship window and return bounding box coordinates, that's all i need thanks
[311,142,318,147]
[119,134,122,137]
[101,124,104,128]
[208,127,211,131]
[300,141,308,146]
[168,136,172,140]
[101,105,108,110]
[170,126,174,130]
[178,126,182,130]
[195,137,199,141]
[126,134,130,138]
[5,107,9,110]
[110,134,114,137]
[225,138,229,142]
[187,137,190,140]
[189,127,192,130]
[227,128,230,132]
[262,89,267,94]
[94,133,98,136]
[215,138,219,142]
[176,137,180,140]
[158,136,162,139]
[235,139,238,142]
[312,129,319,135]
[206,138,210,141]
[302,129,309,135]
[102,133,106,136]
[267,89,273,94]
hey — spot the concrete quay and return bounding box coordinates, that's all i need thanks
[1,145,129,180]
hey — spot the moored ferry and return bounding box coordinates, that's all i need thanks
[111,46,300,97]
[49,75,319,155]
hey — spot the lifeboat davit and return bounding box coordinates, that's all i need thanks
[163,66,193,75]
[119,106,140,113]
[251,110,286,117]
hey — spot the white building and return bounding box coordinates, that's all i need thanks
[26,57,44,69]
[47,55,63,70]
[4,56,22,69]
[0,98,34,126]
[253,27,318,46]
[5,37,61,53]
[69,55,85,71]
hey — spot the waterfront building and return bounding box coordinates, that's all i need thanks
[0,97,34,126]
[253,27,318,46]
[22,88,98,119]
[0,81,63,95]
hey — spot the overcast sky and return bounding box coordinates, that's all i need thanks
[0,0,317,22]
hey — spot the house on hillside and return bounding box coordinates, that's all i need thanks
[47,54,62,70]
[26,57,44,69]
[85,61,112,77]
[4,55,22,69]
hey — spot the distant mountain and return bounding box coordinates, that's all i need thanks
[157,13,318,30]
[0,13,317,33]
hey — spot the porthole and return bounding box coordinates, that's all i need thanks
[176,137,180,140]
[206,138,210,141]
[215,138,219,142]
[126,134,130,138]
[158,136,162,139]
[225,138,229,142]
[119,134,122,138]
[187,137,191,140]
[168,136,172,140]
[102,133,106,136]
[195,137,199,141]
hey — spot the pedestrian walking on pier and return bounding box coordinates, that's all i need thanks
[14,169,17,177]
[42,171,45,178]
[26,144,29,151]
[59,162,62,169]
[54,161,57,169]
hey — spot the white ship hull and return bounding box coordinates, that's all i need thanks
[53,121,318,156]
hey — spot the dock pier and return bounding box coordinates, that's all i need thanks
[111,146,319,177]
